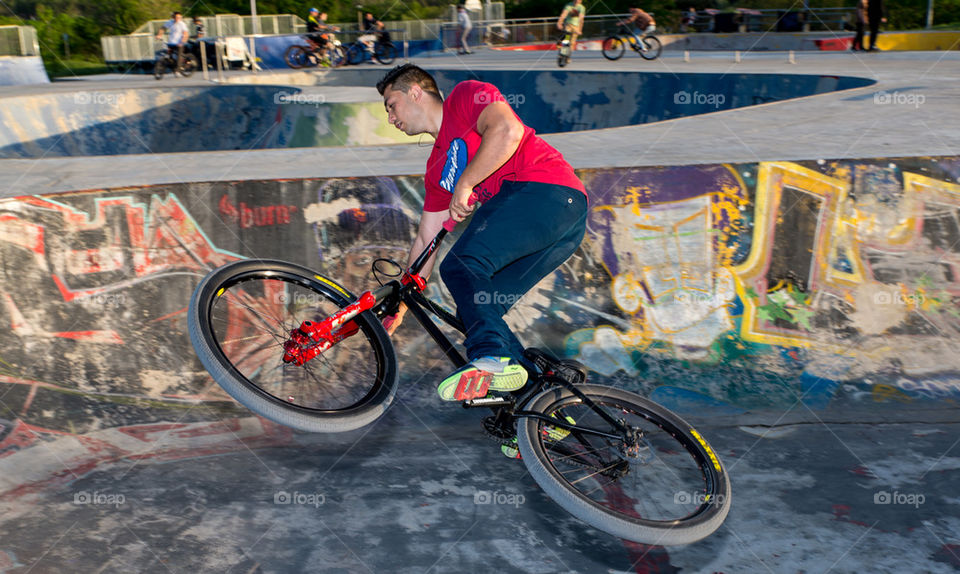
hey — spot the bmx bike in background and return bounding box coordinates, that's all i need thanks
[154,43,197,79]
[285,35,347,69]
[344,35,397,65]
[602,24,663,61]
[187,199,731,545]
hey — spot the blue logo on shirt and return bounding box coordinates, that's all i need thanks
[439,138,468,193]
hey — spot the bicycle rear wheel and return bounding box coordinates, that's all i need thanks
[346,44,365,65]
[640,35,662,60]
[188,259,399,433]
[602,36,625,60]
[517,385,731,545]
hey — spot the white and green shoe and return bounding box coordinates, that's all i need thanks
[437,356,528,401]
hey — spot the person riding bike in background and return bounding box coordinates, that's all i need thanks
[556,0,585,51]
[623,7,656,36]
[305,8,332,59]
[155,11,188,71]
[376,64,588,402]
[359,12,380,54]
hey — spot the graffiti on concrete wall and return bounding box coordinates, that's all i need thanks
[564,159,960,405]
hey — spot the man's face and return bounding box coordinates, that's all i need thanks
[383,85,424,136]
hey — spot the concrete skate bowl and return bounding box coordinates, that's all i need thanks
[2,157,960,503]
[0,68,874,158]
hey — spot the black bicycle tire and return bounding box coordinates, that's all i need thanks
[188,259,399,433]
[346,44,364,65]
[284,45,307,69]
[179,54,197,76]
[516,384,731,545]
[374,42,396,65]
[602,36,625,60]
[640,35,662,60]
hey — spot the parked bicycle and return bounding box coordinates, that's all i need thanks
[285,34,346,69]
[154,42,197,79]
[187,197,731,545]
[602,23,662,61]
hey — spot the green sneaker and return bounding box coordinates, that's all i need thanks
[544,413,577,441]
[437,356,528,401]
[501,437,521,459]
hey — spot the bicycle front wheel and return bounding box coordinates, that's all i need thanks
[517,385,731,545]
[374,42,396,65]
[285,45,308,69]
[640,35,662,60]
[602,36,625,60]
[188,259,399,433]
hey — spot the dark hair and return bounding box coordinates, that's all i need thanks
[376,64,442,101]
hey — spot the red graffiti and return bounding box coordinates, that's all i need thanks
[218,194,297,228]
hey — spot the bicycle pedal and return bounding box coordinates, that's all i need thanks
[453,371,491,401]
[462,395,514,408]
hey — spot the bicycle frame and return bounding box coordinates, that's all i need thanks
[280,203,637,444]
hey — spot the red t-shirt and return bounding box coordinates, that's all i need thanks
[423,81,585,212]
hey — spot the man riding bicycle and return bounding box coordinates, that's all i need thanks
[305,8,338,60]
[155,11,188,71]
[376,64,588,403]
[556,0,585,50]
[623,7,656,36]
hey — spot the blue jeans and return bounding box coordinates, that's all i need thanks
[439,180,588,364]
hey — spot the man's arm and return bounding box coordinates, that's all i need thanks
[557,7,570,29]
[448,101,524,222]
[385,209,447,335]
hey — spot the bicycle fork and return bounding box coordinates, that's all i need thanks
[281,284,393,366]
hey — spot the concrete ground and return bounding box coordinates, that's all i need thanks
[0,388,958,573]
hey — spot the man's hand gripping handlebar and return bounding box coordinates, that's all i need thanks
[384,193,478,335]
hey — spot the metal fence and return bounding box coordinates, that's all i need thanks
[0,26,40,57]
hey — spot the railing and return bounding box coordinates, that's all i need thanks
[0,26,40,57]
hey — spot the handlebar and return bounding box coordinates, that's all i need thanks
[442,192,479,232]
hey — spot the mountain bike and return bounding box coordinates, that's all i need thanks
[154,43,198,79]
[187,198,731,545]
[602,23,662,61]
[285,35,346,69]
